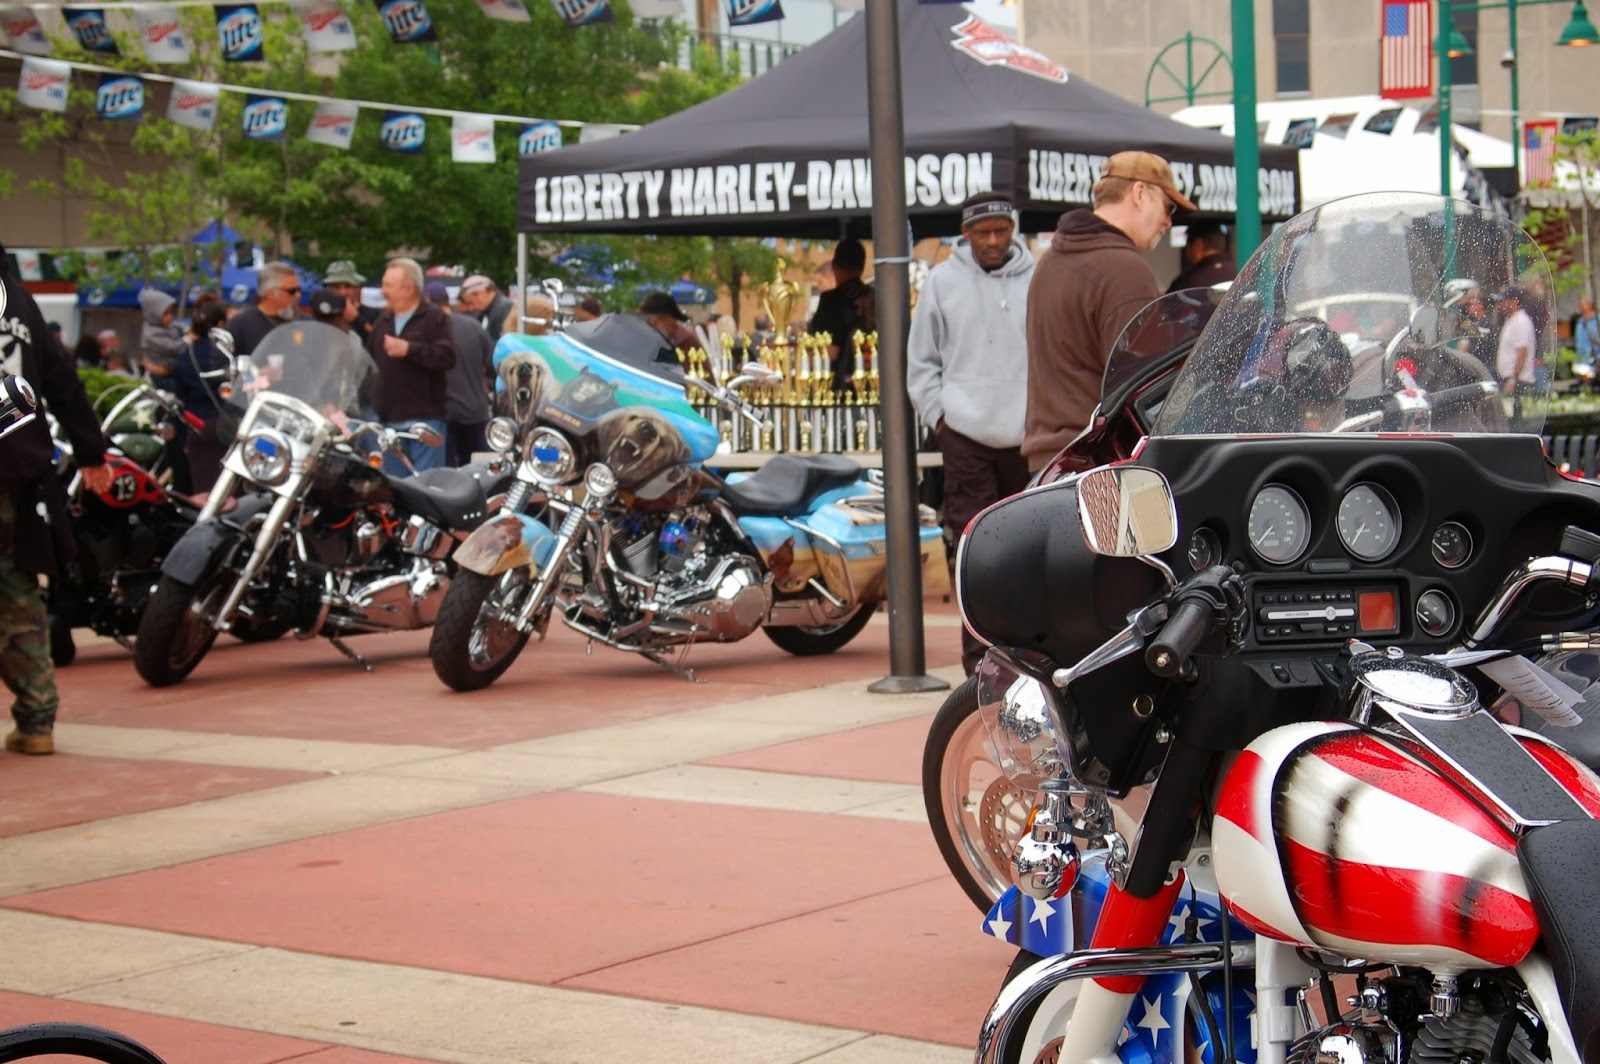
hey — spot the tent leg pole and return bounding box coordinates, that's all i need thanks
[516,233,528,331]
[864,0,948,696]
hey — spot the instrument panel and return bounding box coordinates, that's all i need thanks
[1137,433,1600,656]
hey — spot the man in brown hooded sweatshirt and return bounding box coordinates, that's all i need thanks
[1022,151,1195,470]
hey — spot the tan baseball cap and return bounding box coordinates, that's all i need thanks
[1101,150,1196,213]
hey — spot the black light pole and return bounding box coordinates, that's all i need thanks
[865,0,947,695]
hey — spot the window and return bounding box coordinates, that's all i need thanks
[1274,0,1310,95]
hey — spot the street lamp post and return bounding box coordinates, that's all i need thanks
[1437,0,1599,196]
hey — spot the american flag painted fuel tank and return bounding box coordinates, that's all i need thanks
[1211,721,1547,973]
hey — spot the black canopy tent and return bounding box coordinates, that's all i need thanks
[517,0,1301,239]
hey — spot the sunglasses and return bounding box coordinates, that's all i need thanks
[1142,182,1177,218]
[282,286,301,294]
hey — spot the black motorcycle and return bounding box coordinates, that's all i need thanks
[133,321,512,686]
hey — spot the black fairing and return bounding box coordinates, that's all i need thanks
[1519,819,1600,1064]
[958,480,1171,795]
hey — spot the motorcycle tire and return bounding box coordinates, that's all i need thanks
[47,614,76,668]
[0,1022,169,1063]
[923,676,1030,911]
[761,604,874,656]
[430,569,532,692]
[229,617,291,644]
[133,573,225,687]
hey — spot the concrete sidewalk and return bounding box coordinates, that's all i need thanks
[0,604,1008,1063]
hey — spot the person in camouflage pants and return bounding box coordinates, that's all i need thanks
[0,489,58,742]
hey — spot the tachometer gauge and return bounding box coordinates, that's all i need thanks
[1337,483,1402,562]
[1248,485,1311,564]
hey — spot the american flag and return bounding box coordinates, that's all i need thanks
[1524,119,1560,187]
[1380,0,1433,99]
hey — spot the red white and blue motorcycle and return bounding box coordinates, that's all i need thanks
[964,192,1600,1064]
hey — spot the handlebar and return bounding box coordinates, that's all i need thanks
[1146,598,1212,677]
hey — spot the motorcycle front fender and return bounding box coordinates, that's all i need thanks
[158,494,273,585]
[453,512,557,576]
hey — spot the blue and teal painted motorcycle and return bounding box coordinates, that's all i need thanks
[427,313,948,690]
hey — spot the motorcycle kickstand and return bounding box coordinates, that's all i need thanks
[113,634,135,653]
[328,636,376,674]
[644,644,701,684]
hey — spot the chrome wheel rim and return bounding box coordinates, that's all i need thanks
[467,573,527,669]
[171,581,223,668]
[941,709,1029,904]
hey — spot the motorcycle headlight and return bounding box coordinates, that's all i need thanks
[583,462,618,499]
[524,429,576,485]
[976,654,1064,788]
[485,416,519,454]
[240,428,292,486]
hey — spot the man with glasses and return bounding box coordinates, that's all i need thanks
[225,261,304,357]
[1021,150,1192,471]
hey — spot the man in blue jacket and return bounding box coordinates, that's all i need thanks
[908,190,1033,674]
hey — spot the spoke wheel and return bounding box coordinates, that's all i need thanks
[430,569,533,692]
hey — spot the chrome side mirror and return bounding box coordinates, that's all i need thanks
[209,327,236,361]
[1076,466,1177,558]
[410,422,446,449]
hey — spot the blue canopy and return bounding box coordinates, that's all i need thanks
[77,259,317,308]
[190,220,246,246]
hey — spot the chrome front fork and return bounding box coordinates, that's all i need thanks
[511,501,585,631]
[212,492,295,628]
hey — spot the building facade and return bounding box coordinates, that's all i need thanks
[1017,0,1600,151]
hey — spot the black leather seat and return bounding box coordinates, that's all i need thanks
[716,454,863,517]
[1519,819,1600,1063]
[390,467,491,530]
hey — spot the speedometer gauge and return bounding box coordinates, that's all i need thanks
[1337,483,1401,561]
[1248,485,1311,564]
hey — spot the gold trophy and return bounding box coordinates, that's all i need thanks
[759,258,806,343]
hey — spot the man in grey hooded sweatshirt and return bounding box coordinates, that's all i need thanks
[137,287,185,381]
[908,190,1033,674]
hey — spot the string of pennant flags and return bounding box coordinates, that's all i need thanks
[3,46,636,160]
[0,0,821,65]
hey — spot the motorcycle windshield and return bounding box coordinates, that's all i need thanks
[1098,287,1226,421]
[1151,192,1556,439]
[249,320,375,416]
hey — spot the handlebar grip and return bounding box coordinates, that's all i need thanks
[1145,598,1211,678]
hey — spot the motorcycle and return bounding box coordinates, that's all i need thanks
[133,320,513,687]
[924,285,1227,910]
[45,381,211,666]
[963,191,1600,1064]
[427,311,947,690]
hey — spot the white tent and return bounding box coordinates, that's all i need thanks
[1172,95,1512,209]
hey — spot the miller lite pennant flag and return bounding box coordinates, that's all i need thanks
[1,7,54,55]
[241,93,289,140]
[475,0,530,20]
[1380,0,1432,100]
[306,98,357,147]
[96,72,145,120]
[725,0,781,26]
[214,4,266,61]
[17,57,71,112]
[551,0,612,25]
[452,114,496,163]
[380,110,426,154]
[167,78,219,129]
[64,8,120,55]
[374,0,437,43]
[519,121,562,157]
[135,4,190,63]
[292,0,356,51]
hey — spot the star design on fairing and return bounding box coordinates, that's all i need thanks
[1029,897,1055,933]
[1136,994,1171,1039]
[131,403,157,428]
[1166,904,1214,942]
[986,915,1013,941]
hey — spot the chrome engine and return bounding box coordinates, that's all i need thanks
[321,558,448,633]
[1288,986,1543,1064]
[579,506,772,646]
